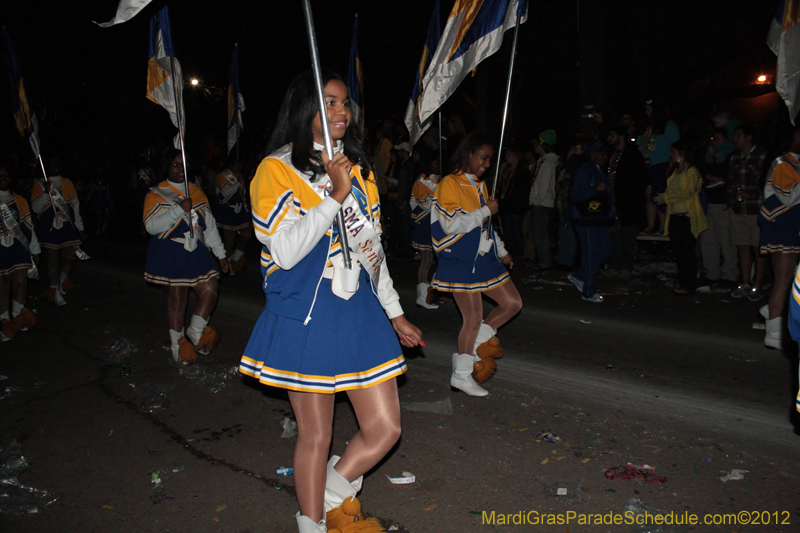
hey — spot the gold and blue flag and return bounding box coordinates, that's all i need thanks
[348,14,364,118]
[416,0,527,125]
[768,0,800,123]
[405,0,441,146]
[227,44,246,155]
[2,27,40,157]
[147,5,185,148]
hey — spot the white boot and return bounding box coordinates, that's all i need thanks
[415,283,439,309]
[450,353,488,397]
[52,285,67,307]
[295,512,326,533]
[473,323,496,352]
[765,317,783,350]
[324,455,363,512]
[759,304,769,320]
[169,329,184,363]
[187,314,207,346]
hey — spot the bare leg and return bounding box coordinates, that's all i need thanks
[482,281,523,330]
[191,279,219,319]
[768,252,799,319]
[754,251,767,289]
[417,250,434,284]
[335,379,401,481]
[9,270,27,307]
[288,391,335,523]
[452,291,483,354]
[222,228,235,257]
[163,285,189,331]
[46,248,59,287]
[60,245,76,280]
[237,225,252,252]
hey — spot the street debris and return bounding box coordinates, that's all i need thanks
[401,396,453,415]
[543,480,584,504]
[179,365,239,393]
[281,417,298,438]
[719,469,748,482]
[276,467,293,476]
[605,465,668,484]
[151,463,184,486]
[103,337,138,363]
[386,472,416,484]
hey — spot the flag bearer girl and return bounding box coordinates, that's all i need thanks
[410,157,441,309]
[0,163,39,341]
[239,70,421,533]
[431,132,522,397]
[143,149,229,363]
[31,159,85,306]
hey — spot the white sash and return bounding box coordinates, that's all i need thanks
[155,185,206,252]
[0,202,29,250]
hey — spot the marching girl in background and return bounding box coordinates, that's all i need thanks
[143,149,229,364]
[213,160,252,274]
[30,159,85,306]
[0,164,39,342]
[238,71,421,533]
[431,133,522,397]
[410,157,440,309]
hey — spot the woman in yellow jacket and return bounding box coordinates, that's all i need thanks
[654,141,708,294]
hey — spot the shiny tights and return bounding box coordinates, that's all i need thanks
[452,280,522,354]
[288,378,401,522]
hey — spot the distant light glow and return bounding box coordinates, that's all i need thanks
[191,79,199,86]
[757,75,767,84]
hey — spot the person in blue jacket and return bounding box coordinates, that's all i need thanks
[568,141,615,303]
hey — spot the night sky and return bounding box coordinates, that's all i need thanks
[0,0,783,164]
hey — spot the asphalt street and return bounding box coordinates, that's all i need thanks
[1,237,798,533]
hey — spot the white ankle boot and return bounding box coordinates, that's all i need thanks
[296,512,326,533]
[52,285,67,307]
[765,317,783,349]
[450,353,488,397]
[415,283,438,309]
[324,455,363,512]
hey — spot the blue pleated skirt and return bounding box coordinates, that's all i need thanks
[214,204,251,231]
[144,237,219,286]
[239,270,406,394]
[0,241,32,275]
[432,251,510,293]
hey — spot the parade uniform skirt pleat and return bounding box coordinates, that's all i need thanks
[240,271,406,394]
[432,252,510,293]
[0,241,32,275]
[214,204,251,231]
[36,211,80,250]
[759,207,800,254]
[412,217,433,251]
[144,238,219,286]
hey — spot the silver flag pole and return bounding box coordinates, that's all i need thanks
[490,11,522,198]
[301,0,352,269]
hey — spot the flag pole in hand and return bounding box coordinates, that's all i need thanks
[301,0,352,269]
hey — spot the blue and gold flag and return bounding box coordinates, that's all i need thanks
[405,0,442,146]
[3,27,40,157]
[416,0,527,125]
[227,44,246,155]
[348,14,364,118]
[147,5,185,148]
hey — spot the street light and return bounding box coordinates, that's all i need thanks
[191,78,199,86]
[757,74,768,84]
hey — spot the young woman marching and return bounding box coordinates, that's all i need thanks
[239,71,422,533]
[143,150,229,363]
[0,164,39,341]
[431,132,522,397]
[410,157,441,309]
[30,160,85,306]
[213,159,252,274]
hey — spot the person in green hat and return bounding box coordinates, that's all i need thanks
[528,129,560,269]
